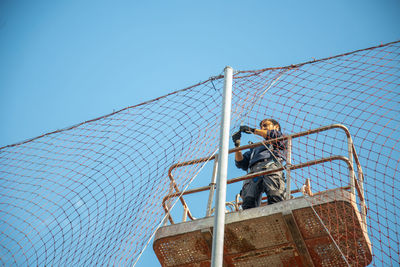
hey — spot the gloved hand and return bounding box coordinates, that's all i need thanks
[232,131,241,147]
[240,125,255,134]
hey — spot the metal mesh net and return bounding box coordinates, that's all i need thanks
[1,41,399,266]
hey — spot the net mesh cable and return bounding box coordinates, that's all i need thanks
[0,41,399,266]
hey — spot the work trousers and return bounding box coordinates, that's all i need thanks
[240,161,285,210]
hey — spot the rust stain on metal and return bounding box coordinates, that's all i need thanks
[154,189,372,267]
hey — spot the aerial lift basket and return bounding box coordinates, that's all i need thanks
[153,125,372,267]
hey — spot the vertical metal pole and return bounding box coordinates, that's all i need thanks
[286,137,292,200]
[206,156,218,217]
[211,66,233,267]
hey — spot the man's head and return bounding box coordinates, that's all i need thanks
[260,119,281,131]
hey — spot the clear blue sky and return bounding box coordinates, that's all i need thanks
[0,0,399,265]
[1,0,399,149]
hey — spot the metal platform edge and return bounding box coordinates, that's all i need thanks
[153,188,372,266]
[155,188,361,240]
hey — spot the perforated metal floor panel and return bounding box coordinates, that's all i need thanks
[153,189,372,267]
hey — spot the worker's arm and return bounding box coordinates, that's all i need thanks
[232,130,249,170]
[256,129,285,151]
[253,129,268,138]
[235,150,244,162]
[240,126,268,138]
[232,131,244,161]
[235,150,250,171]
[241,126,282,140]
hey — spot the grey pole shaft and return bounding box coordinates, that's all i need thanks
[211,66,233,267]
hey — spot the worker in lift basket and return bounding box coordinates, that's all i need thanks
[232,119,286,210]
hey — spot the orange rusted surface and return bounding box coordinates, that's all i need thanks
[153,188,372,266]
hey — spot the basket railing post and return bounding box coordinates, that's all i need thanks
[206,155,218,217]
[286,137,292,200]
[348,135,356,196]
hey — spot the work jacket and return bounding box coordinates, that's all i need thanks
[235,130,285,171]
